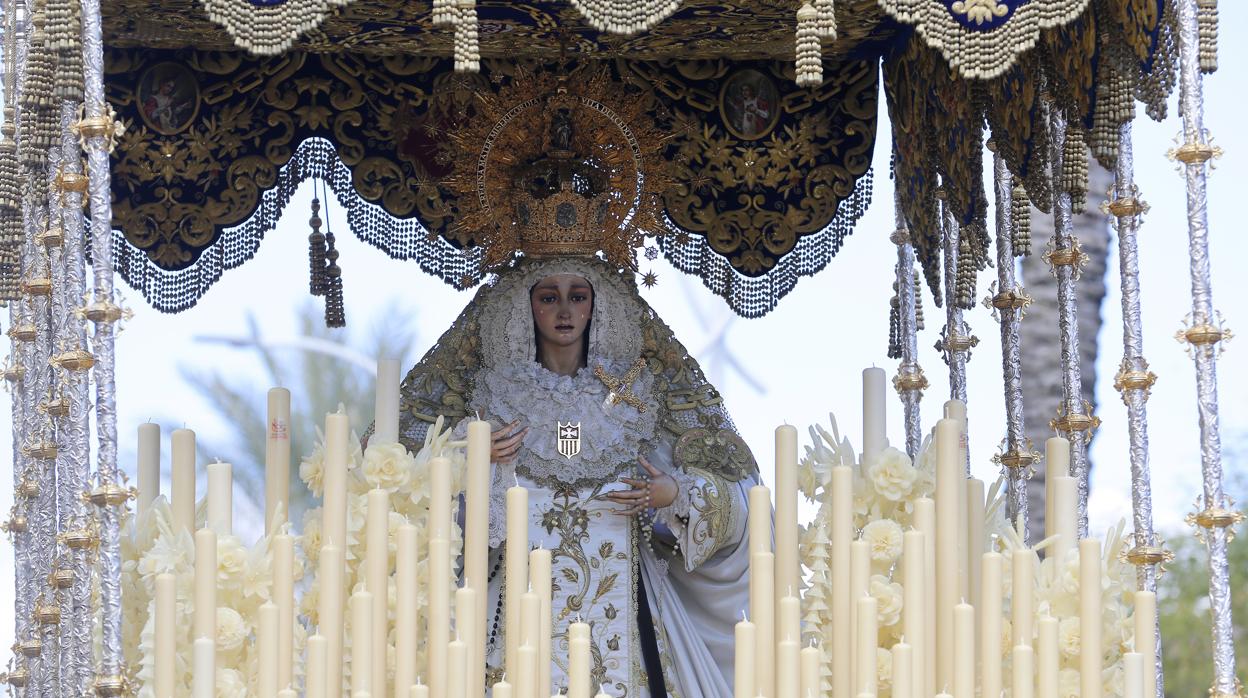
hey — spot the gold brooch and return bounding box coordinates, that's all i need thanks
[594,358,648,413]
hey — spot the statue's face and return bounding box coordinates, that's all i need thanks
[530,274,594,349]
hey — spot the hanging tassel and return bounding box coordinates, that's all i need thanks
[21,11,56,170]
[1011,181,1032,257]
[432,0,454,25]
[795,3,823,87]
[0,119,20,300]
[1198,0,1218,73]
[1062,128,1089,214]
[814,0,836,39]
[49,0,82,101]
[913,270,925,331]
[323,230,345,328]
[452,0,480,73]
[308,196,327,296]
[956,233,975,310]
[887,273,901,359]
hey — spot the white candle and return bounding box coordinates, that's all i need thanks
[374,358,400,445]
[517,645,537,698]
[154,573,175,698]
[593,685,610,698]
[396,524,419,694]
[891,640,913,698]
[980,552,1003,698]
[569,621,590,698]
[1037,616,1059,698]
[830,466,853,698]
[266,387,291,533]
[319,545,345,698]
[206,461,232,535]
[274,533,295,691]
[748,484,772,555]
[192,637,215,698]
[750,550,775,698]
[944,402,968,604]
[323,411,350,551]
[137,422,160,515]
[465,419,492,698]
[505,482,529,676]
[913,496,936,698]
[171,428,196,535]
[412,683,431,698]
[306,634,328,698]
[1052,476,1078,562]
[855,595,877,697]
[1012,645,1034,698]
[1134,590,1157,698]
[448,639,468,698]
[1043,437,1070,541]
[193,528,216,640]
[862,367,887,460]
[1124,652,1145,698]
[429,537,450,698]
[258,601,279,698]
[849,539,869,692]
[1080,538,1103,698]
[775,425,800,627]
[530,548,553,698]
[351,591,372,695]
[966,478,984,615]
[490,682,510,698]
[776,640,800,698]
[365,489,389,695]
[779,594,800,643]
[278,690,296,698]
[1011,548,1035,647]
[934,418,960,693]
[800,641,820,698]
[902,530,925,698]
[735,614,757,698]
[455,587,478,675]
[953,602,974,698]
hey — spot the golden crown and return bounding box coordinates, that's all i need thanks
[443,69,673,274]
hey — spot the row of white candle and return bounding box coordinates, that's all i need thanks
[141,358,614,697]
[734,371,1159,698]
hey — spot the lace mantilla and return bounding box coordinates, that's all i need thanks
[473,355,658,488]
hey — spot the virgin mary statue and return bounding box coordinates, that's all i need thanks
[394,82,759,696]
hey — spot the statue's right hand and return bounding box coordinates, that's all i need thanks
[491,419,528,464]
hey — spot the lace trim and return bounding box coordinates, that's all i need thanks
[655,468,695,539]
[472,356,657,486]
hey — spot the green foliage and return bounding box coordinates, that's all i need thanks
[1157,468,1247,697]
[173,300,417,533]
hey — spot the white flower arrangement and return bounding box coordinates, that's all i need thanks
[798,413,1142,697]
[121,416,465,697]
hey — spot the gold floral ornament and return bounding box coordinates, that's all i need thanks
[443,68,675,277]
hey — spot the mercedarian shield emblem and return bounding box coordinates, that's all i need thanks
[557,422,581,459]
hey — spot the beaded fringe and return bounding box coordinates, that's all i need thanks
[1197,0,1218,73]
[1011,181,1032,257]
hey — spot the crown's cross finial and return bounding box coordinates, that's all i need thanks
[594,358,649,412]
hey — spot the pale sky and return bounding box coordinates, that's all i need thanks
[2,5,1246,649]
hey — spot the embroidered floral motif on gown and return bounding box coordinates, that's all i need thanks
[397,258,761,697]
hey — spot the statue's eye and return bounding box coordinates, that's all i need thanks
[539,295,557,304]
[571,294,588,303]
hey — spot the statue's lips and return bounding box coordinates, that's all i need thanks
[555,324,574,332]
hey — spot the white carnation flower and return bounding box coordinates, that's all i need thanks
[1058,616,1081,660]
[1057,668,1081,698]
[869,574,904,627]
[363,441,414,491]
[867,447,918,502]
[216,607,248,653]
[862,519,905,565]
[876,646,893,692]
[216,535,247,589]
[300,441,326,497]
[215,667,248,698]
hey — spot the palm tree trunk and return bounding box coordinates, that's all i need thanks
[1022,158,1113,542]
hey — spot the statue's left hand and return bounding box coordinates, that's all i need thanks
[610,455,677,515]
